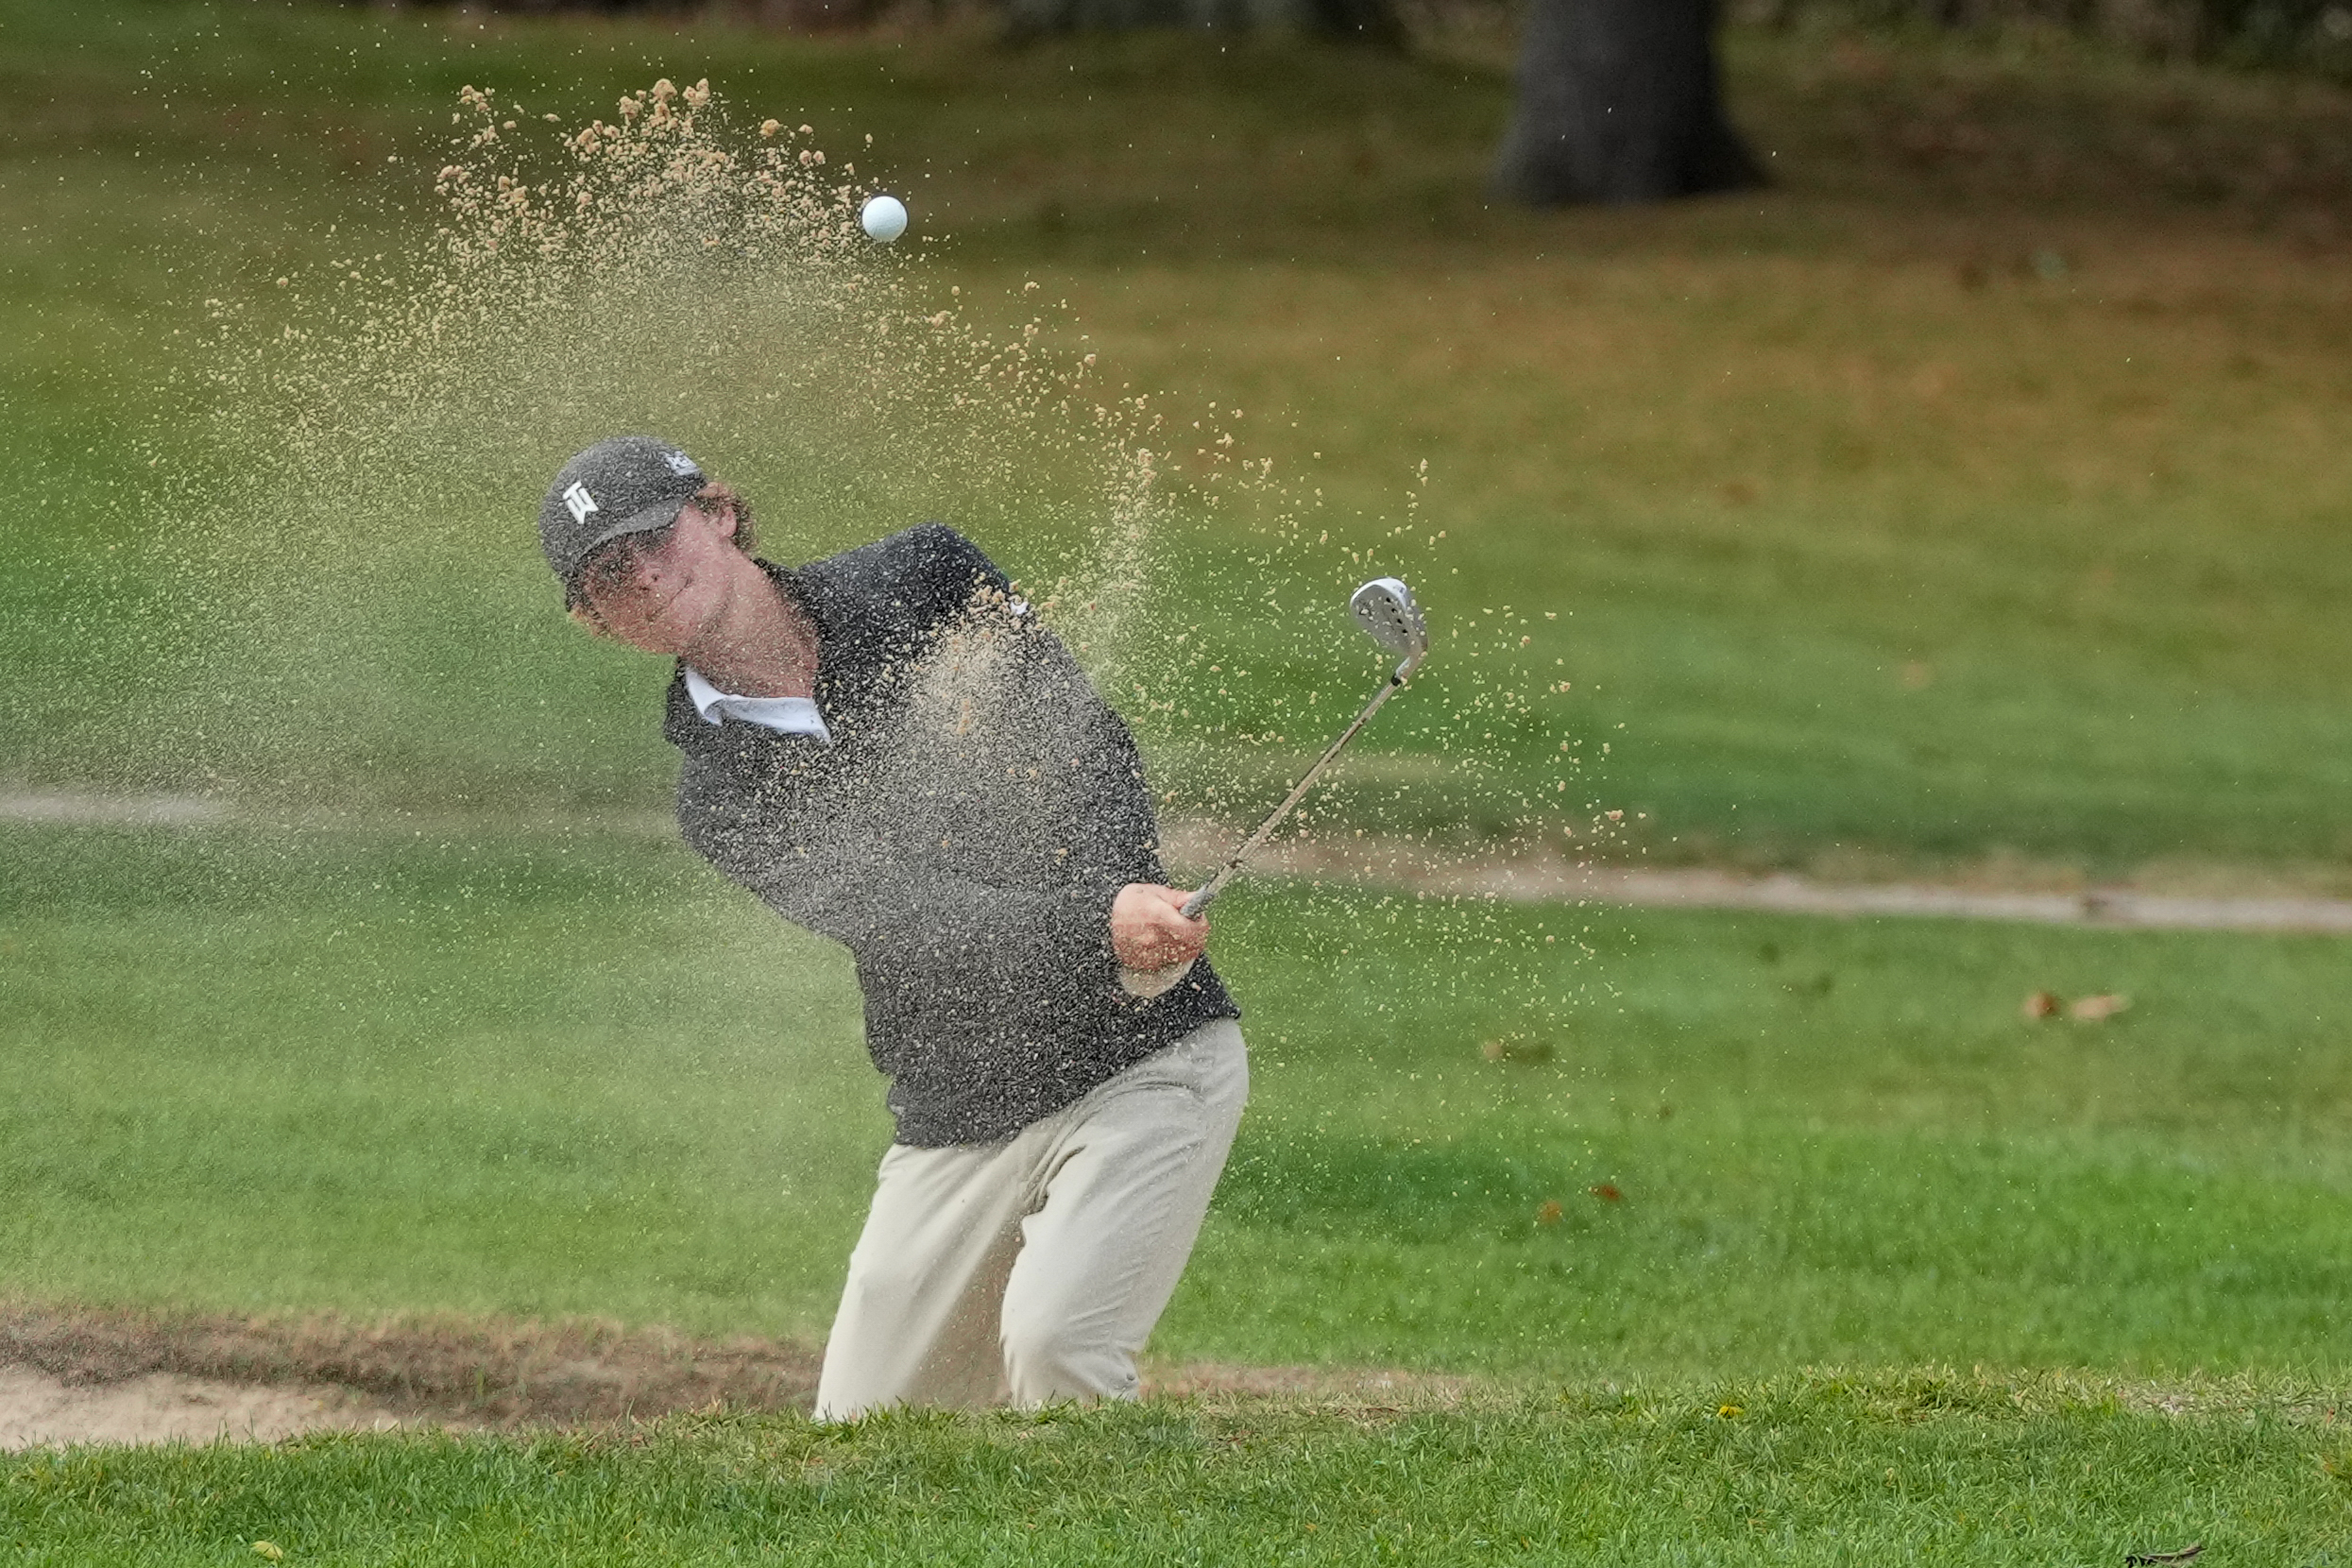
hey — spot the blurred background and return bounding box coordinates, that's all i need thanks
[6,0,2351,871]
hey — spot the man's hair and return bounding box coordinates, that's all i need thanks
[566,479,758,635]
[695,480,756,554]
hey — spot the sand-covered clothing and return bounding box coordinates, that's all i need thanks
[813,1017,1247,1418]
[667,523,1238,1147]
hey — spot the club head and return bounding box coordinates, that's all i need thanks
[1350,577,1428,679]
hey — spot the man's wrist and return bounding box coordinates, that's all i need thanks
[1093,879,1135,966]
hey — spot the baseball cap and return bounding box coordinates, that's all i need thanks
[538,435,707,597]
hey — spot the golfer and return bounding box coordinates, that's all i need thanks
[538,435,1245,1419]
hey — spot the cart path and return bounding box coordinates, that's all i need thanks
[9,793,2352,936]
[1154,823,2352,936]
[1452,860,2352,934]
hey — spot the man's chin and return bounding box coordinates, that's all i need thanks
[609,603,692,656]
[609,622,686,656]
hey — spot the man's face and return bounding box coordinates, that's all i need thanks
[577,501,743,656]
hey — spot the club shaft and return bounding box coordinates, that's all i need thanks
[1179,672,1405,920]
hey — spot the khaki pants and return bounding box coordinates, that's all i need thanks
[813,1018,1248,1420]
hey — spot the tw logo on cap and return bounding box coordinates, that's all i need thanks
[563,482,599,525]
[661,449,700,478]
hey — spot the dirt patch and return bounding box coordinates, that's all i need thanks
[0,1365,410,1450]
[1142,1361,1473,1414]
[0,1303,1470,1447]
[0,1303,823,1442]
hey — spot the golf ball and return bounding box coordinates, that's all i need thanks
[861,194,908,243]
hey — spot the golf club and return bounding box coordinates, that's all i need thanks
[1121,576,1430,998]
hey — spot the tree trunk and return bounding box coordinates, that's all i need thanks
[1492,0,1763,206]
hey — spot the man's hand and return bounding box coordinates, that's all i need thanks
[1111,883,1208,973]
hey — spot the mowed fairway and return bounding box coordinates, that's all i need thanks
[6,823,2348,1373]
[9,1386,2351,1565]
[6,824,2352,1559]
[5,0,2352,1559]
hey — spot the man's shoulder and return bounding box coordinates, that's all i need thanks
[799,523,1010,634]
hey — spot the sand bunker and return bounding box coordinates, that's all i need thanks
[0,1365,408,1450]
[0,1304,1466,1448]
[0,1303,821,1449]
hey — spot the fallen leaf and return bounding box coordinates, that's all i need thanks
[2071,993,2131,1021]
[1535,1200,1563,1226]
[1590,1184,1623,1203]
[2021,990,2062,1019]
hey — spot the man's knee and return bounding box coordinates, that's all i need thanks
[837,1252,921,1320]
[1000,1312,1137,1406]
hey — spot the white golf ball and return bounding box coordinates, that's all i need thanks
[861,194,908,243]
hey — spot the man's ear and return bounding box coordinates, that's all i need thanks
[687,498,738,541]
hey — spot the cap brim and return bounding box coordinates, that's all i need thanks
[563,498,693,591]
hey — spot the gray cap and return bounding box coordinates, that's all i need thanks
[538,435,707,595]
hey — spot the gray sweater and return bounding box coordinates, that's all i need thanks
[667,523,1238,1146]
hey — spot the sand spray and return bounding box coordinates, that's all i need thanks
[136,75,1613,1080]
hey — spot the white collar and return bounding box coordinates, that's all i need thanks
[682,666,832,743]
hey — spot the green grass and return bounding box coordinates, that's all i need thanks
[9,1382,2351,1565]
[5,2,2352,870]
[11,820,2345,1557]
[0,826,881,1333]
[8,823,2348,1375]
